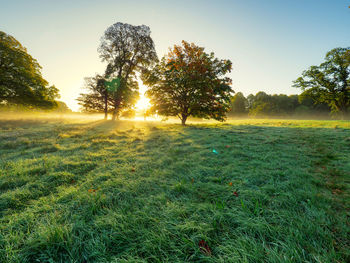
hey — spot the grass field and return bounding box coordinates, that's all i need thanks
[0,117,349,262]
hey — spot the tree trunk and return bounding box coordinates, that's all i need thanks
[181,114,188,125]
[111,110,118,121]
[340,108,348,120]
[336,101,348,120]
[104,93,108,120]
[111,100,121,121]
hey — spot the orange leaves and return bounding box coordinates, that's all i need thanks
[147,40,233,124]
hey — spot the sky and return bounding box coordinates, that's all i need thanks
[1,0,350,111]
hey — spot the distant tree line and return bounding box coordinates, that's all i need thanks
[228,91,331,118]
[0,100,72,113]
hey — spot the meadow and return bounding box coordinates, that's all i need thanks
[0,117,349,262]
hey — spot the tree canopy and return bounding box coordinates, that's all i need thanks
[228,92,248,116]
[142,41,233,125]
[77,74,111,118]
[97,22,158,120]
[79,23,157,120]
[293,47,350,117]
[0,31,59,109]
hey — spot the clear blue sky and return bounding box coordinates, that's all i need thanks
[1,0,349,111]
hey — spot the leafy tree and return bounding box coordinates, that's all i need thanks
[0,31,59,108]
[143,41,233,125]
[298,93,330,113]
[98,22,158,120]
[248,92,273,117]
[228,92,247,116]
[77,74,111,118]
[293,47,350,118]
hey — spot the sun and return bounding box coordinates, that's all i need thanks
[135,94,151,111]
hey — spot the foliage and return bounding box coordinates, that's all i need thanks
[0,31,59,109]
[248,92,297,117]
[228,92,248,116]
[240,92,330,118]
[0,101,71,113]
[143,41,233,125]
[52,101,72,113]
[77,74,111,118]
[0,118,349,262]
[97,22,158,120]
[293,47,350,117]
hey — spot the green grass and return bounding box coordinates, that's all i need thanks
[0,117,349,262]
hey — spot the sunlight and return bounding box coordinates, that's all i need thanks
[135,93,151,111]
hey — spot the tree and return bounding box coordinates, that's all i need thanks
[293,47,350,118]
[77,74,111,118]
[0,31,59,108]
[98,22,158,120]
[228,92,247,116]
[142,41,233,125]
[247,92,273,117]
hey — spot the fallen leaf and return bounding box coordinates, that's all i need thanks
[332,189,342,195]
[198,240,211,256]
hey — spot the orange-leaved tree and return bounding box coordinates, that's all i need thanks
[142,41,234,125]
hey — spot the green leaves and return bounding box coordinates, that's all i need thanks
[0,31,59,109]
[293,47,350,117]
